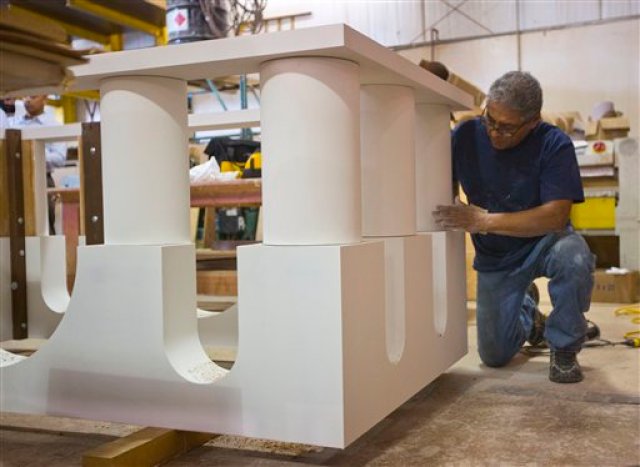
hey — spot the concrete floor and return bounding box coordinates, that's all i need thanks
[1,301,638,466]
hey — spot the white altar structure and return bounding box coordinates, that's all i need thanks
[0,24,472,448]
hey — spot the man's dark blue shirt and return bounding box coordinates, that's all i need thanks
[452,119,584,272]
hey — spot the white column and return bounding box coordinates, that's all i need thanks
[99,76,189,245]
[415,104,452,232]
[361,85,416,237]
[260,57,361,245]
[32,141,48,237]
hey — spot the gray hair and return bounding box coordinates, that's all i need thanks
[487,71,543,121]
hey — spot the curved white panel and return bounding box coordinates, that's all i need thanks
[260,57,362,245]
[431,232,449,336]
[100,76,190,245]
[40,236,70,314]
[383,239,406,363]
[198,304,238,350]
[361,85,416,236]
[415,104,453,232]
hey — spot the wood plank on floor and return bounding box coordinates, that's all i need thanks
[82,427,215,467]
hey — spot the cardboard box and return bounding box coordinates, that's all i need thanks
[542,111,583,134]
[585,117,630,140]
[591,269,640,303]
[447,73,486,107]
[577,140,615,167]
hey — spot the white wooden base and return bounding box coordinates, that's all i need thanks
[197,304,238,351]
[0,236,68,341]
[0,232,466,448]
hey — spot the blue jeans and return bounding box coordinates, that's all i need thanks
[476,232,595,367]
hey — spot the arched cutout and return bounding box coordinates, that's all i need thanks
[384,239,406,363]
[431,233,448,336]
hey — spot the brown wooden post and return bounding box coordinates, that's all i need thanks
[5,129,28,338]
[81,122,104,245]
[203,207,217,248]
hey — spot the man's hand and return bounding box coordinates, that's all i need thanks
[433,198,489,234]
[433,199,573,237]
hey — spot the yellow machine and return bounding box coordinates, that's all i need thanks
[242,150,261,178]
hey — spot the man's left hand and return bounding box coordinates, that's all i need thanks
[433,199,489,234]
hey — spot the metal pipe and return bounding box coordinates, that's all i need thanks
[205,79,228,111]
[393,14,640,52]
[240,74,252,139]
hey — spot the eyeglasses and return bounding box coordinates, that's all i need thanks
[481,109,531,138]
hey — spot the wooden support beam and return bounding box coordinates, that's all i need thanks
[203,207,217,249]
[196,270,237,296]
[4,130,28,338]
[82,427,215,467]
[190,179,262,208]
[1,140,35,238]
[81,122,104,245]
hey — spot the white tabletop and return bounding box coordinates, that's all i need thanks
[69,24,472,109]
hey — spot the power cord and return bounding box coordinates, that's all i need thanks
[520,306,640,356]
[521,337,625,357]
[614,303,640,348]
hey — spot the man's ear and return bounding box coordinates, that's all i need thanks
[529,114,542,127]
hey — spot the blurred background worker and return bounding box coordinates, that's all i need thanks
[0,97,17,127]
[14,95,66,235]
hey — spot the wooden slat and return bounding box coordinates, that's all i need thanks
[80,122,104,245]
[196,249,238,271]
[0,140,7,237]
[203,207,216,249]
[190,179,261,208]
[82,427,214,467]
[1,139,35,237]
[5,129,28,338]
[189,207,200,242]
[20,140,36,236]
[196,270,237,296]
[61,199,80,292]
[195,249,237,261]
[48,186,80,203]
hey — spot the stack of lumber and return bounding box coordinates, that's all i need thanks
[0,5,87,94]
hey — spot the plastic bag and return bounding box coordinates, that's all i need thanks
[189,157,221,183]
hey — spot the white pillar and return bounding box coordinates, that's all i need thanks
[361,85,416,237]
[32,141,48,237]
[260,57,361,245]
[415,104,452,232]
[99,76,189,245]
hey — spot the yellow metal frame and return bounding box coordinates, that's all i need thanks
[108,33,124,51]
[68,0,166,45]
[61,96,78,124]
[10,5,110,44]
[64,90,100,101]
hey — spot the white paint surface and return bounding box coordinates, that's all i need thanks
[260,57,362,245]
[100,76,191,245]
[361,85,416,237]
[0,237,67,341]
[415,104,453,232]
[1,25,469,448]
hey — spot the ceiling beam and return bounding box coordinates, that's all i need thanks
[10,5,110,44]
[67,0,165,42]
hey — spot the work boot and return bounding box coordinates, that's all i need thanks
[527,308,547,347]
[586,320,601,342]
[549,350,583,383]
